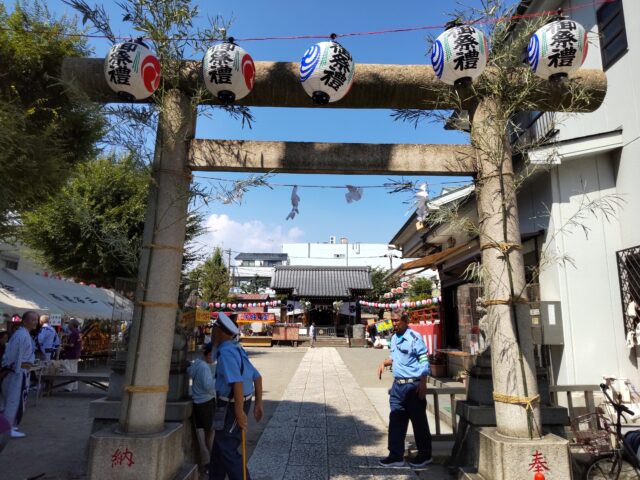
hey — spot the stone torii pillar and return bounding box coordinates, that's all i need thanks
[63,58,606,479]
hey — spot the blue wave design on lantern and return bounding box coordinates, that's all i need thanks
[300,44,321,82]
[527,34,540,72]
[431,40,445,78]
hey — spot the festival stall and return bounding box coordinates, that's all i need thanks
[408,306,442,355]
[1,268,134,358]
[272,322,301,346]
[236,312,276,347]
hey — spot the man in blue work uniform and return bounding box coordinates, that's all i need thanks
[210,312,263,480]
[377,311,432,469]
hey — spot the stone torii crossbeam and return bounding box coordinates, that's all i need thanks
[63,58,606,480]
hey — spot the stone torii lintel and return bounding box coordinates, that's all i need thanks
[188,139,477,175]
[62,58,607,112]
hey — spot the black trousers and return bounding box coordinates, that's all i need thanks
[388,381,432,460]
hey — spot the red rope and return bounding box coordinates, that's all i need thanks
[0,0,618,43]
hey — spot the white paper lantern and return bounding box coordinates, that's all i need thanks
[104,40,161,101]
[528,19,588,81]
[300,40,355,104]
[203,41,256,104]
[431,25,488,86]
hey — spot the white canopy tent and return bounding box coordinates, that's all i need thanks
[0,268,64,321]
[1,268,133,322]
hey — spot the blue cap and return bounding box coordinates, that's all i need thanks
[214,312,239,336]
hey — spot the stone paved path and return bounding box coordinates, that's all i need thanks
[249,347,451,480]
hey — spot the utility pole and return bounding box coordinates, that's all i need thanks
[226,248,233,287]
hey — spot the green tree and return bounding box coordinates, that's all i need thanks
[187,248,230,303]
[240,275,270,294]
[408,277,434,301]
[365,267,398,301]
[0,1,104,238]
[20,156,202,287]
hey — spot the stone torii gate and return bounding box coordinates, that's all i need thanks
[64,58,605,479]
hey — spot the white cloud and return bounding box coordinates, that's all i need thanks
[194,214,304,258]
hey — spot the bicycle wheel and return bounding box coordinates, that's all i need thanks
[585,455,640,479]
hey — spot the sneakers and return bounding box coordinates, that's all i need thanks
[10,428,26,438]
[408,454,433,468]
[378,456,405,468]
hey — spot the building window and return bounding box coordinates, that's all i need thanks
[616,245,640,337]
[597,0,628,70]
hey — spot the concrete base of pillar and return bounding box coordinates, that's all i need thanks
[463,427,572,480]
[451,401,569,470]
[89,398,199,467]
[87,422,197,480]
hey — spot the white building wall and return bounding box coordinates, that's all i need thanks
[282,242,406,270]
[545,154,630,384]
[521,0,640,385]
[549,0,640,249]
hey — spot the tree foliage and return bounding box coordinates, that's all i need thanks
[20,156,202,287]
[408,277,434,300]
[187,248,230,302]
[0,1,104,237]
[240,275,270,294]
[365,267,399,301]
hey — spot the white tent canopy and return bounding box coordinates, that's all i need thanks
[0,268,64,318]
[1,268,133,321]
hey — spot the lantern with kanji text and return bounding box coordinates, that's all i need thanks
[203,40,256,104]
[431,24,488,86]
[528,18,587,81]
[104,40,161,101]
[300,38,355,105]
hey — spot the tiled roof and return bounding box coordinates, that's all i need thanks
[235,253,289,261]
[270,266,372,298]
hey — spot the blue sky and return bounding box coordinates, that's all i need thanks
[45,0,510,256]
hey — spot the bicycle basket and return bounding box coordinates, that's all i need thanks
[571,413,613,456]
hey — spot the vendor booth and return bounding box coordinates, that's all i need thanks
[0,268,134,357]
[237,312,275,347]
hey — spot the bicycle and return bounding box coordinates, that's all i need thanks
[572,383,640,479]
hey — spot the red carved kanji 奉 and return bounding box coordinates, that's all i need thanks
[528,450,550,474]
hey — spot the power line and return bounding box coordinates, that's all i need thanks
[0,0,616,44]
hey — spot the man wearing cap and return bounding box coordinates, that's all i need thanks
[37,314,60,362]
[376,311,432,469]
[1,311,38,438]
[209,312,263,480]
